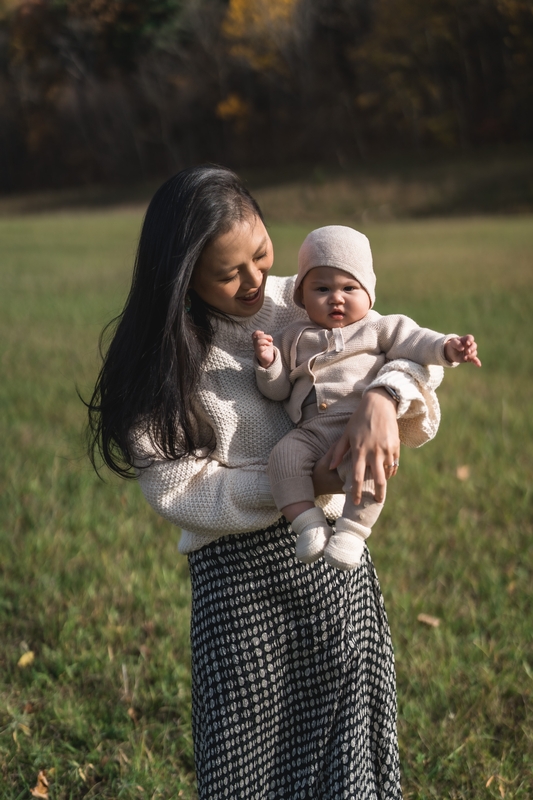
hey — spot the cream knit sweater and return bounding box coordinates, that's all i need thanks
[133,276,444,554]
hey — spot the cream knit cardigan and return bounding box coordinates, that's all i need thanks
[133,276,444,554]
[255,312,454,424]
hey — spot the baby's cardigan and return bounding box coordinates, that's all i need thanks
[132,276,444,554]
[255,312,455,424]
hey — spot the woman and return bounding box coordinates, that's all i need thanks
[88,165,442,799]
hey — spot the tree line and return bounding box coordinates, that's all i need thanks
[0,0,532,192]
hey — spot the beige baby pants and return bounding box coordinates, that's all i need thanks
[268,412,386,528]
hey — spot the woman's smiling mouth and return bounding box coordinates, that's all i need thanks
[238,287,262,305]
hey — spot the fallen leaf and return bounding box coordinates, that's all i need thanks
[78,764,95,784]
[17,651,35,668]
[486,775,494,788]
[499,781,505,798]
[128,707,138,723]
[417,613,440,628]
[456,465,470,481]
[30,770,49,799]
[23,702,36,714]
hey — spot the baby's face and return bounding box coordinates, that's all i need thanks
[299,266,371,329]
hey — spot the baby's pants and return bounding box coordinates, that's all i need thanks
[268,414,385,527]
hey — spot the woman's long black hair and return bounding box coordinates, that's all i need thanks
[86,164,264,478]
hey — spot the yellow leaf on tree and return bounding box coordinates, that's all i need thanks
[17,651,35,668]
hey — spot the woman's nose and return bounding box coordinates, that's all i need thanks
[243,263,263,288]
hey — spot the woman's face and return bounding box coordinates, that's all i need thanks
[191,216,273,317]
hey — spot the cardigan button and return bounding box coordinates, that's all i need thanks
[319,402,328,411]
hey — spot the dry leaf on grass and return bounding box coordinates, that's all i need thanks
[417,613,440,628]
[30,770,49,799]
[17,651,35,668]
[456,465,470,481]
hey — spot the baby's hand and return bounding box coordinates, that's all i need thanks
[252,330,275,368]
[444,335,482,367]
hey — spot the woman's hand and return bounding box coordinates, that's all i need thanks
[328,388,400,504]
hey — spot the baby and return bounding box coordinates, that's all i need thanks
[253,225,481,570]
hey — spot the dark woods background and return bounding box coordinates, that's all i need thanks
[1,0,532,193]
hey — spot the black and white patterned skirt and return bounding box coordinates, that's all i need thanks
[188,519,402,799]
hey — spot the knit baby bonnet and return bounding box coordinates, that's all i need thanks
[294,225,376,308]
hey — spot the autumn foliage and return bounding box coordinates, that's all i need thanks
[0,0,532,191]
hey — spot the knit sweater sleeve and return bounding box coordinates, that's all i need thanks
[254,348,292,400]
[133,440,279,550]
[376,314,456,367]
[366,359,444,448]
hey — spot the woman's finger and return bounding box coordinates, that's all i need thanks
[328,432,350,470]
[369,457,387,502]
[349,446,369,505]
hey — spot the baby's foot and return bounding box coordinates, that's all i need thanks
[324,517,371,571]
[292,507,333,564]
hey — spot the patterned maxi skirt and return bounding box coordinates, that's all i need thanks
[188,519,402,800]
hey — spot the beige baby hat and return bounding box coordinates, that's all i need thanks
[294,225,376,308]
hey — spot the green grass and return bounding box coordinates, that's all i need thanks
[1,210,532,798]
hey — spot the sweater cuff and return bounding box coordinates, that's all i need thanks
[365,370,421,419]
[254,347,284,381]
[368,367,443,419]
[441,334,461,367]
[255,471,275,507]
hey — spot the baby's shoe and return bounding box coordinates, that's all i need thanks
[324,517,371,570]
[292,507,333,564]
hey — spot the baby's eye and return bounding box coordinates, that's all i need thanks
[344,285,358,291]
[317,286,329,293]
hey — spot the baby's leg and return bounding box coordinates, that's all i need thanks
[324,463,386,570]
[268,428,333,564]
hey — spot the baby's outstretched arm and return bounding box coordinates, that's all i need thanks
[252,330,275,368]
[444,335,482,367]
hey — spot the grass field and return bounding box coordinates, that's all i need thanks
[1,209,532,799]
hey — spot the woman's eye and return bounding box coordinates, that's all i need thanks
[254,251,267,261]
[221,273,238,283]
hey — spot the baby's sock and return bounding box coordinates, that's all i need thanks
[292,507,333,564]
[324,517,371,571]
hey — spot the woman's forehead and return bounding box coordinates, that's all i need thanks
[201,217,269,270]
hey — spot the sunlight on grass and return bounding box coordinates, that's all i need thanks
[1,210,532,798]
